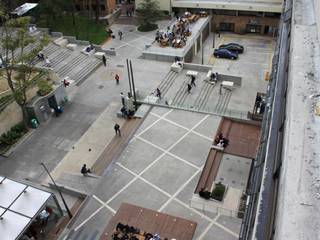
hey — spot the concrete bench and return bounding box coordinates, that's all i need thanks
[211,144,224,151]
[206,70,212,80]
[171,62,183,73]
[94,52,106,59]
[54,37,68,47]
[186,70,198,77]
[221,81,236,90]
[66,43,77,51]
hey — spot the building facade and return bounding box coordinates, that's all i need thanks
[135,0,282,36]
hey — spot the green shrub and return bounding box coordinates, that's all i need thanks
[37,79,53,96]
[211,182,226,201]
[0,123,27,146]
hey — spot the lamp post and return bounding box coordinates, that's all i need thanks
[40,163,73,219]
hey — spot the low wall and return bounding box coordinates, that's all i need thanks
[64,36,90,46]
[183,63,212,72]
[183,63,242,86]
[0,101,23,136]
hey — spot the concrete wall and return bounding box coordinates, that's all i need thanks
[27,85,67,123]
[0,102,23,136]
[135,0,171,12]
[212,14,280,35]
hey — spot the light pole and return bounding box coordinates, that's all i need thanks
[40,163,73,219]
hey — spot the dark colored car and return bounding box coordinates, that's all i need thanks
[213,49,238,60]
[219,43,244,53]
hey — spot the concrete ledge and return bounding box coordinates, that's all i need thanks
[48,182,87,199]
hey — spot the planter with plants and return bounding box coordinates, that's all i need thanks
[211,182,227,201]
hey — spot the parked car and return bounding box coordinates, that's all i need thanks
[219,43,244,53]
[213,49,238,60]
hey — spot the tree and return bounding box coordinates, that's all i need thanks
[136,0,163,32]
[0,10,48,126]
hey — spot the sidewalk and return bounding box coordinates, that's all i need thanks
[47,101,124,183]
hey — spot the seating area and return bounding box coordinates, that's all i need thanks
[195,118,232,194]
[155,11,208,48]
[103,203,197,240]
[195,118,260,195]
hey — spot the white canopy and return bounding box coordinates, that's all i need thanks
[11,3,38,16]
[0,176,52,240]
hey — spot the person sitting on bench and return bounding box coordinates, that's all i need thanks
[81,164,91,176]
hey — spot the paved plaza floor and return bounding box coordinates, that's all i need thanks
[66,107,241,240]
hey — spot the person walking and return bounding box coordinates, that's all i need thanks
[219,84,222,95]
[102,55,107,67]
[115,74,120,84]
[114,123,121,136]
[118,30,123,40]
[156,88,161,99]
[191,75,196,87]
[120,92,125,106]
[187,83,192,93]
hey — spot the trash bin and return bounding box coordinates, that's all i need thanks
[30,118,39,129]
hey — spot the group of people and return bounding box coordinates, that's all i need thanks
[112,222,167,240]
[155,16,191,48]
[214,133,229,148]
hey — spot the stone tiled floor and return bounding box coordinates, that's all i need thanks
[68,107,242,240]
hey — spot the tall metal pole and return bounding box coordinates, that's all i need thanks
[126,59,132,96]
[129,60,137,110]
[40,163,73,219]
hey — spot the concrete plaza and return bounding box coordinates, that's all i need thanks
[65,107,241,240]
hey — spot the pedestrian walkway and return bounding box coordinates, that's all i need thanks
[48,102,125,185]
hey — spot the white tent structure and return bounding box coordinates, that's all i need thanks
[0,176,53,240]
[11,3,38,16]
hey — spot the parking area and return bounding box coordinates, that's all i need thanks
[67,107,242,240]
[193,33,275,113]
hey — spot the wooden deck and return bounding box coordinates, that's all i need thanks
[223,120,261,159]
[100,203,197,240]
[195,117,261,193]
